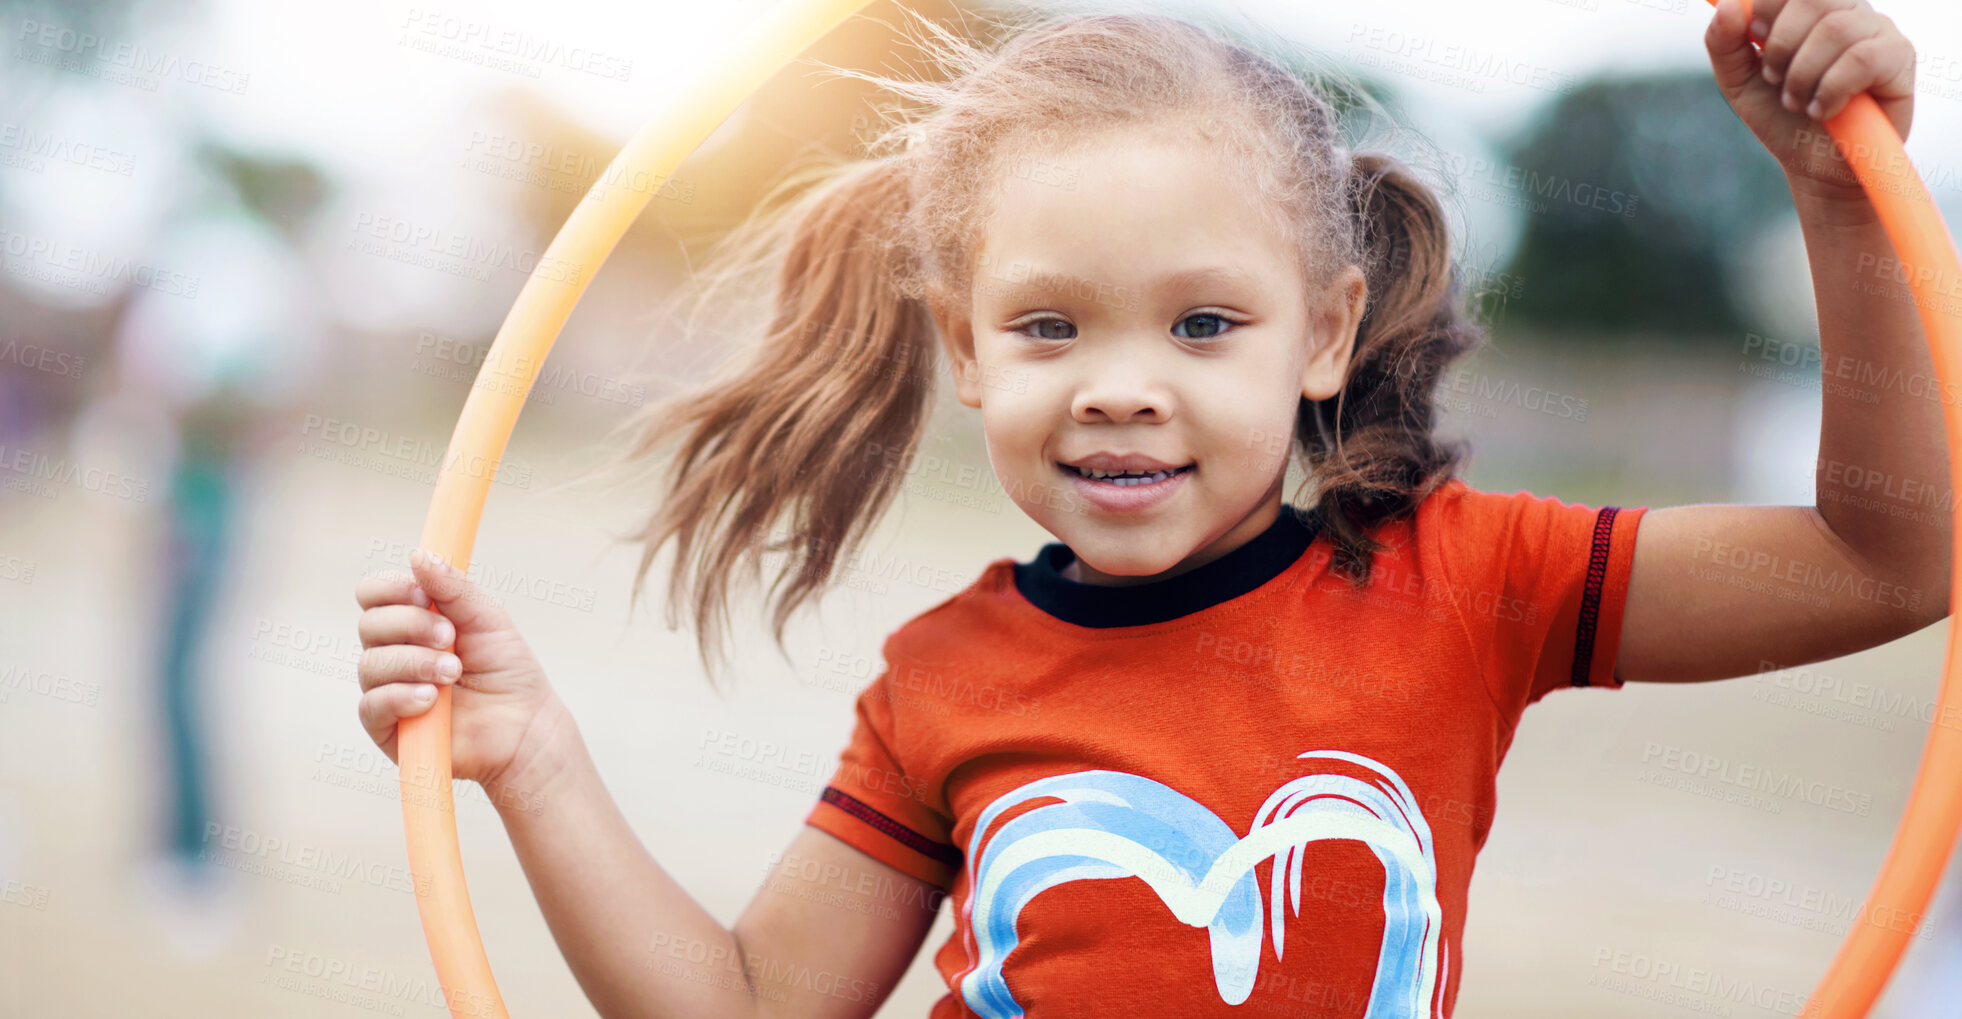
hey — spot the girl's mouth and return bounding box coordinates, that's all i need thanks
[1058,462,1195,486]
[1057,460,1194,513]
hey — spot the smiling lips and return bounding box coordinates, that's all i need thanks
[1057,456,1194,511]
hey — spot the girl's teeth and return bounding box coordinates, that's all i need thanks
[1074,466,1182,485]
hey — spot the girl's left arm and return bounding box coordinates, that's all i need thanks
[1617,0,1950,683]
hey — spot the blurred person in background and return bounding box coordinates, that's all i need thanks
[102,148,326,949]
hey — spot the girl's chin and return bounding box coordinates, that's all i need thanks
[1060,546,1185,586]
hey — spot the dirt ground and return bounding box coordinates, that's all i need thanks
[4,398,1961,1018]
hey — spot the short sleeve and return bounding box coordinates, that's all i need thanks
[803,668,962,889]
[1438,482,1648,715]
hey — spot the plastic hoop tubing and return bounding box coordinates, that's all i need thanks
[1800,88,1962,1019]
[401,2,883,1016]
[401,0,1962,1016]
[1704,1,1962,1014]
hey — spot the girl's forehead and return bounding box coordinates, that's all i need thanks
[940,117,1318,298]
[1004,116,1250,169]
[989,121,1285,215]
[980,154,1290,257]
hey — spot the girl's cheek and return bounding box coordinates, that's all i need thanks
[1217,400,1298,477]
[983,374,1057,426]
[980,400,1044,462]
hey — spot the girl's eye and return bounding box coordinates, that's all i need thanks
[1013,313,1239,341]
[1173,312,1236,340]
[1017,317,1076,340]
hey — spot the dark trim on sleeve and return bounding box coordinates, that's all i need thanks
[1570,506,1621,688]
[819,786,963,868]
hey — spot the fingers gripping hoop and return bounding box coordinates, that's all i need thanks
[405,0,1962,1015]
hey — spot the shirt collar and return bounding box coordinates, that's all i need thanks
[1011,504,1322,628]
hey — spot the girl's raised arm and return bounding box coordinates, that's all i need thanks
[1611,0,1948,685]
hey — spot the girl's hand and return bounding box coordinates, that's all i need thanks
[1706,0,1916,200]
[354,548,558,795]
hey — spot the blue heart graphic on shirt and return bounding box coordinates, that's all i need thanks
[956,750,1446,1019]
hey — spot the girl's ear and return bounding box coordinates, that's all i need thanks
[929,296,985,408]
[1302,264,1367,402]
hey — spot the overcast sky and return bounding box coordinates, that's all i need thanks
[9,0,1962,320]
[179,0,1962,175]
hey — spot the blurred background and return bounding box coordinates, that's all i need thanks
[4,0,1962,1015]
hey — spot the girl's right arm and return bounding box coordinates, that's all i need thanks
[496,714,943,1019]
[356,550,942,1019]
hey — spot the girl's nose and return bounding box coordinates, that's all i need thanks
[1071,377,1171,423]
[1066,334,1177,423]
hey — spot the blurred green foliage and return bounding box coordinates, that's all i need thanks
[1496,71,1793,337]
[192,141,328,238]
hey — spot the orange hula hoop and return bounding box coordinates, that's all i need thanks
[398,1,1962,1016]
[1704,3,1962,1015]
[401,3,884,1015]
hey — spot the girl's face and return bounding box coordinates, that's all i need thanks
[933,125,1369,585]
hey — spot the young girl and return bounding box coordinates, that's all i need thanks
[353,2,1943,1015]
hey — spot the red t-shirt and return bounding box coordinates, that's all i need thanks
[803,478,1647,1018]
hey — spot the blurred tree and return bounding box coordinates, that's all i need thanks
[1494,71,1792,338]
[192,140,328,244]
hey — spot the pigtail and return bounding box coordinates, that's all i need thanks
[1302,151,1484,587]
[595,155,937,689]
